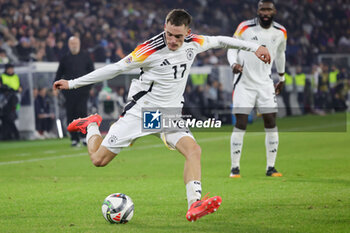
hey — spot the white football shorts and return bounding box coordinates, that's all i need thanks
[232,82,278,114]
[101,103,195,154]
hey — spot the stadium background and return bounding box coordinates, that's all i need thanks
[0,0,349,138]
[0,1,349,232]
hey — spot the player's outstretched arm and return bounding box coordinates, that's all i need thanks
[53,79,69,90]
[255,46,271,64]
[64,54,145,90]
[53,53,143,92]
[212,36,271,64]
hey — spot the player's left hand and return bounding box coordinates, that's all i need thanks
[53,79,69,90]
[275,81,284,95]
[255,46,271,64]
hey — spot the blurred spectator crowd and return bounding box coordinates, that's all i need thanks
[0,0,349,66]
[1,0,349,140]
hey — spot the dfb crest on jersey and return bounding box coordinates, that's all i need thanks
[108,135,118,145]
[186,48,194,60]
[143,110,162,129]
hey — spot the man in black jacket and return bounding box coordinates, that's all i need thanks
[0,64,21,140]
[55,36,94,146]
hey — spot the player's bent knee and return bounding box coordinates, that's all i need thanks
[187,143,201,161]
[90,146,117,167]
[90,153,108,167]
[193,144,202,157]
[176,136,201,159]
[91,158,106,167]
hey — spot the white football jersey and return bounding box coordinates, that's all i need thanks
[127,33,213,108]
[227,18,287,88]
[69,32,260,108]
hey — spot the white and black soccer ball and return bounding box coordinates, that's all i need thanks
[102,193,134,224]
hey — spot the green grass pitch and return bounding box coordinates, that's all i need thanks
[0,113,349,233]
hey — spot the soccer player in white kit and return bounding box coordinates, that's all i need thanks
[227,0,286,178]
[54,9,271,221]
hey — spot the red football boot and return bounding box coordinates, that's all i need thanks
[186,194,222,222]
[67,114,102,134]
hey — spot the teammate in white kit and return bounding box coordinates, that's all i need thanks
[227,0,286,178]
[53,9,271,221]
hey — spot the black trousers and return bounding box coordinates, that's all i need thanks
[65,95,88,142]
[282,90,292,116]
[297,92,305,114]
[36,117,53,133]
[0,117,19,140]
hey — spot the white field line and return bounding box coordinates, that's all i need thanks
[0,136,231,166]
[0,153,87,165]
[0,122,348,166]
[43,150,58,154]
[16,153,30,157]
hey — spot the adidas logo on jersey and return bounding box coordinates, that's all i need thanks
[160,59,171,66]
[251,36,258,41]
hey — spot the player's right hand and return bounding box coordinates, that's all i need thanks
[232,64,243,74]
[255,46,271,64]
[53,79,69,90]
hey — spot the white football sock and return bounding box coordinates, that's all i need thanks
[265,127,279,170]
[86,122,101,143]
[186,180,202,209]
[230,127,245,169]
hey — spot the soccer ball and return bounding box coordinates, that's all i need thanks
[102,193,134,224]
